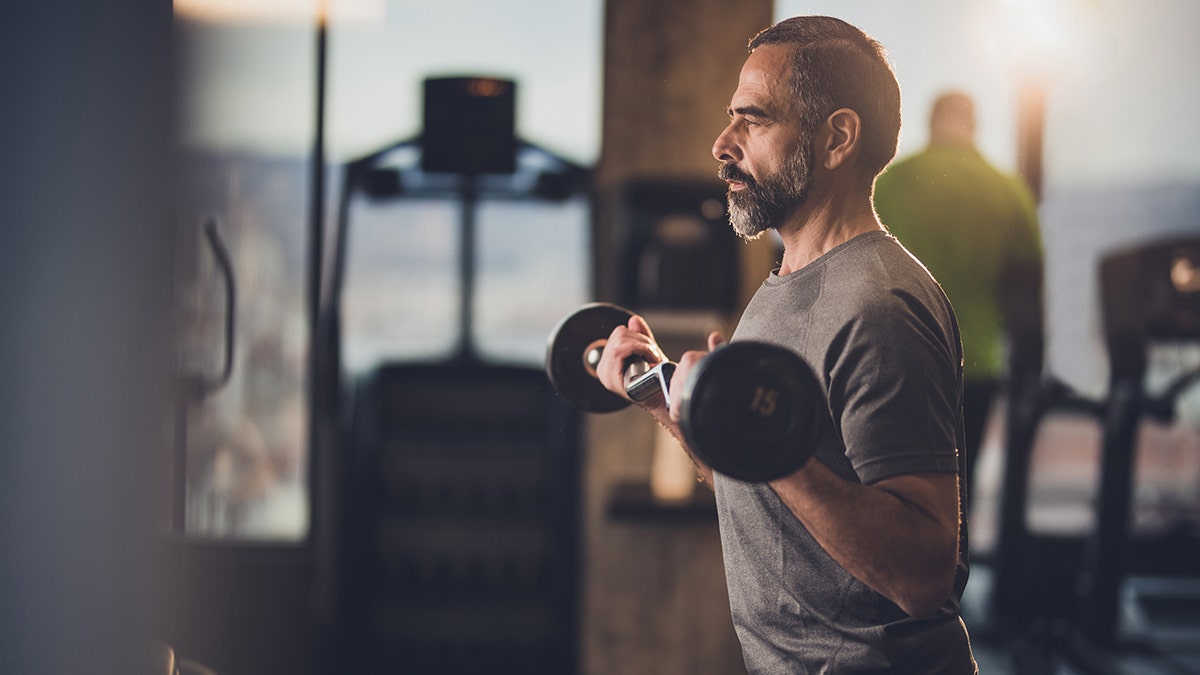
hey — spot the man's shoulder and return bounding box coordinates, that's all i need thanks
[824,232,932,285]
[823,235,955,328]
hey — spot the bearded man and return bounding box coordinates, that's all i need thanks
[596,15,978,674]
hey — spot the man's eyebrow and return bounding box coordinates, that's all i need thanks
[728,104,772,119]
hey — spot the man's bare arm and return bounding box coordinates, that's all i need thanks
[594,317,719,489]
[769,465,961,617]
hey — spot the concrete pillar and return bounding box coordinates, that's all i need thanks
[583,3,773,674]
[594,0,778,313]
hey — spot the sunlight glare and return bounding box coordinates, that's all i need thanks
[175,0,385,24]
[984,0,1088,79]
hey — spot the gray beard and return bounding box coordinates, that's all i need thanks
[726,145,812,240]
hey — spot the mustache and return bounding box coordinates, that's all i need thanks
[718,163,755,187]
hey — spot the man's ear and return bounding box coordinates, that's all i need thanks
[820,108,861,170]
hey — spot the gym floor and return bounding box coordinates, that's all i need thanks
[961,397,1200,674]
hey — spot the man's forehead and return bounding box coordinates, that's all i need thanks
[731,44,794,112]
[745,43,793,75]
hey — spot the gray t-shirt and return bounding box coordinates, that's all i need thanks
[719,230,975,674]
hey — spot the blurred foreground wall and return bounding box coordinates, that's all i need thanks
[0,2,176,674]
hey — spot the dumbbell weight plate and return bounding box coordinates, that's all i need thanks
[545,303,635,413]
[679,341,821,482]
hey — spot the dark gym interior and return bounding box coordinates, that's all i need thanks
[3,2,1199,674]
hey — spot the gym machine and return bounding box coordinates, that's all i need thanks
[328,77,593,674]
[987,236,1200,674]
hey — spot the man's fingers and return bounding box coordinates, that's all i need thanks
[596,320,665,399]
[627,314,657,341]
[623,317,665,363]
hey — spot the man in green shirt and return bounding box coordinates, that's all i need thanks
[874,91,1043,513]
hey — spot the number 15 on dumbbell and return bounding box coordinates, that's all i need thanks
[545,303,822,482]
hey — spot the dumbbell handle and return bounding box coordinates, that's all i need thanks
[624,359,677,407]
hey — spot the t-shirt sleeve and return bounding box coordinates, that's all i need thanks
[825,289,961,484]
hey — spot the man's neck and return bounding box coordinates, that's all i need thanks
[775,187,883,276]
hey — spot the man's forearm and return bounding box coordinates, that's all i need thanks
[769,461,960,617]
[647,406,714,490]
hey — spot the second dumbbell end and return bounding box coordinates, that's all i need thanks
[679,341,824,482]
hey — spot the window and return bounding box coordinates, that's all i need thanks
[341,187,592,373]
[172,0,602,540]
[173,13,317,540]
[341,197,462,370]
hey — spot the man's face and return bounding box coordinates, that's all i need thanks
[712,44,812,240]
[720,138,812,240]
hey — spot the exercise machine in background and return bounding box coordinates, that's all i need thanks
[326,77,592,674]
[985,236,1200,675]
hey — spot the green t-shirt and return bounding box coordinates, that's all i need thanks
[874,143,1042,382]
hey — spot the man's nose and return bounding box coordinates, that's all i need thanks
[712,123,742,163]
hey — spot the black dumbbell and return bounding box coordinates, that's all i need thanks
[545,303,824,482]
